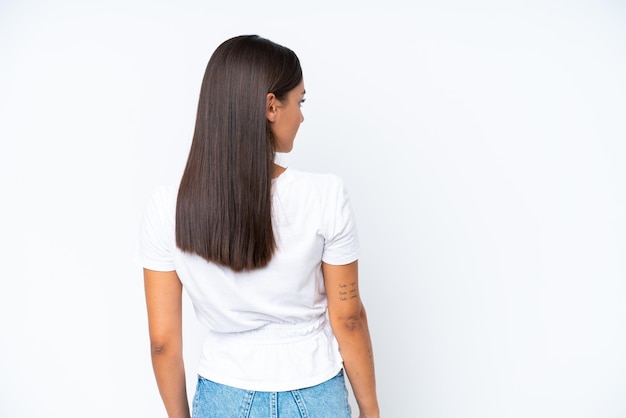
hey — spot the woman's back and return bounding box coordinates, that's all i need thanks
[139,168,359,390]
[140,34,378,418]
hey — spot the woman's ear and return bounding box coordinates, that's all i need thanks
[266,93,278,123]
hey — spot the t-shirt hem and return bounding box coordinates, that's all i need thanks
[321,254,359,266]
[196,361,344,392]
[140,261,175,272]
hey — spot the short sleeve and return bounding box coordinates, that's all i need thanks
[321,178,359,265]
[135,186,177,272]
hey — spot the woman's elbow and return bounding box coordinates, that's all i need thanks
[149,337,181,356]
[331,308,368,333]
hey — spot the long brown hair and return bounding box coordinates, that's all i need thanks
[176,35,302,271]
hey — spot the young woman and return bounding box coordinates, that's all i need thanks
[138,35,379,418]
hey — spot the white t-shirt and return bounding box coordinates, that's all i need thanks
[137,168,359,391]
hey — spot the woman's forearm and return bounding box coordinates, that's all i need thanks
[151,346,190,418]
[332,309,380,418]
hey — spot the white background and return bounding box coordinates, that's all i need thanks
[1,1,625,417]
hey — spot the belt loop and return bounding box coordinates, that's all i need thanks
[290,389,310,417]
[239,390,255,418]
[270,392,278,418]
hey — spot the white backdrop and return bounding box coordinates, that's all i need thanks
[1,1,625,417]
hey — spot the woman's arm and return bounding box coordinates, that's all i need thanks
[144,268,190,418]
[323,260,380,418]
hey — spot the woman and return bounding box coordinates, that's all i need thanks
[138,35,379,418]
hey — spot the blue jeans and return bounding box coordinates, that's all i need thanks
[192,370,352,418]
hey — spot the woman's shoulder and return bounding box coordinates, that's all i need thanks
[283,168,345,190]
[144,184,179,219]
[149,184,178,204]
[152,184,178,200]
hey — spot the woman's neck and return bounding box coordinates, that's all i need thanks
[273,164,286,179]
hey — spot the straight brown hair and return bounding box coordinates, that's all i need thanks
[176,35,302,271]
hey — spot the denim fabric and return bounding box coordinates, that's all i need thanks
[192,370,352,418]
